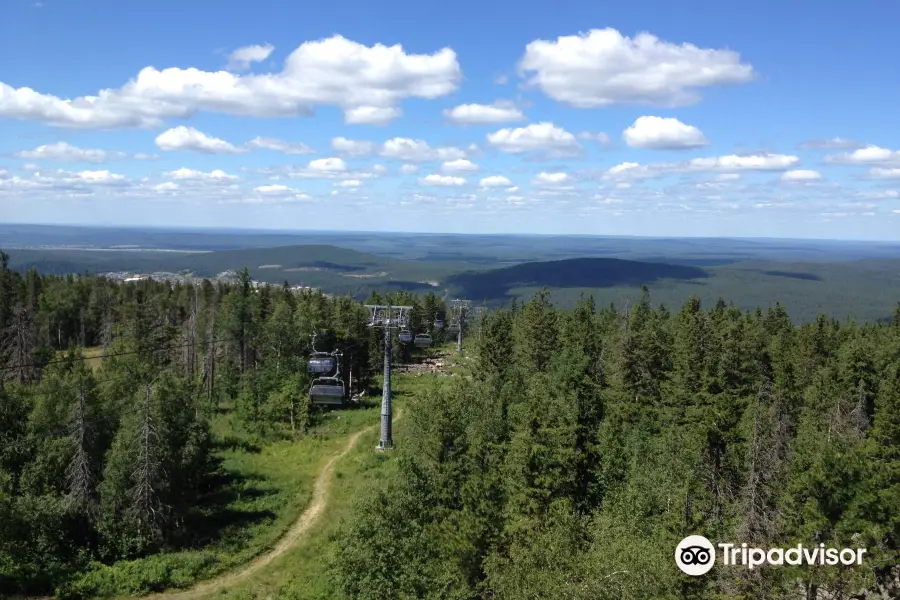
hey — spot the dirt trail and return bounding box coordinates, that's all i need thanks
[136,408,403,600]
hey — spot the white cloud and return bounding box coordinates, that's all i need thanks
[226,43,275,71]
[486,122,581,157]
[577,131,610,144]
[380,137,466,162]
[867,167,900,180]
[334,179,361,187]
[479,175,512,188]
[0,35,461,128]
[440,158,479,173]
[443,102,526,124]
[532,172,570,185]
[826,145,900,165]
[246,136,314,154]
[76,169,126,184]
[155,126,245,154]
[518,28,754,108]
[0,168,131,192]
[344,106,401,125]
[686,154,798,171]
[602,162,659,180]
[167,167,239,182]
[800,137,859,150]
[781,169,821,181]
[602,153,798,181]
[14,141,129,163]
[714,173,741,181]
[154,182,178,192]
[855,190,899,199]
[420,174,466,186]
[399,163,418,174]
[254,184,294,193]
[331,137,375,156]
[308,157,347,172]
[622,116,708,149]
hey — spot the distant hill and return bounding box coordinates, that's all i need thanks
[447,257,708,302]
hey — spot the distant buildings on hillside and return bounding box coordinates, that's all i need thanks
[101,270,322,293]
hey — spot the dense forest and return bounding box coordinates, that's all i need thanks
[334,291,900,599]
[2,246,900,599]
[0,250,447,597]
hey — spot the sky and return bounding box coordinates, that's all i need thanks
[1,0,899,240]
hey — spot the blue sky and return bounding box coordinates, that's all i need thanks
[1,0,899,239]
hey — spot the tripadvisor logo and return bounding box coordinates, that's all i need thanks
[675,535,867,576]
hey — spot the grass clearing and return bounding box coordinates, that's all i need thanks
[179,373,440,600]
[63,398,382,599]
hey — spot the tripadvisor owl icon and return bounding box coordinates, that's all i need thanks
[676,535,716,576]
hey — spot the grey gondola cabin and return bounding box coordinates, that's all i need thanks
[309,377,346,406]
[307,354,336,374]
[414,333,433,348]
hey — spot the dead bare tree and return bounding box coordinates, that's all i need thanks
[66,383,94,516]
[131,382,163,544]
[183,289,198,378]
[4,304,36,383]
[725,382,792,599]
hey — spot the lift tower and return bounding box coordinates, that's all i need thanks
[365,304,412,450]
[448,299,472,354]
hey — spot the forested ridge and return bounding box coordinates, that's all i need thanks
[334,290,900,599]
[0,250,447,598]
[2,245,900,599]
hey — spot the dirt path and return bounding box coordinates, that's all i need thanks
[134,408,404,600]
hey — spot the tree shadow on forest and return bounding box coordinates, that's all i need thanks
[446,257,709,302]
[175,459,277,550]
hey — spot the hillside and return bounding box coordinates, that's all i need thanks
[5,243,900,323]
[446,257,709,301]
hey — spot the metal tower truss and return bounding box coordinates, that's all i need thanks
[364,305,413,451]
[448,299,473,354]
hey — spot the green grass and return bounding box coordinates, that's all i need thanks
[63,400,382,598]
[178,372,439,600]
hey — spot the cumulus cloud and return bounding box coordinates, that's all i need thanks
[532,172,571,185]
[0,35,461,128]
[686,154,798,171]
[226,44,275,71]
[334,179,361,188]
[517,28,754,108]
[440,159,479,173]
[380,137,466,162]
[331,137,375,156]
[799,137,860,150]
[399,164,418,174]
[486,122,581,157]
[155,126,246,154]
[866,167,900,180]
[308,157,347,172]
[420,174,466,186]
[479,175,513,188]
[577,131,610,144]
[344,106,401,125]
[0,168,131,193]
[781,169,821,181]
[167,167,239,182]
[14,141,127,162]
[825,145,900,165]
[622,116,708,149]
[246,136,314,154]
[602,162,660,180]
[154,182,178,192]
[601,153,799,180]
[443,101,526,124]
[253,184,294,193]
